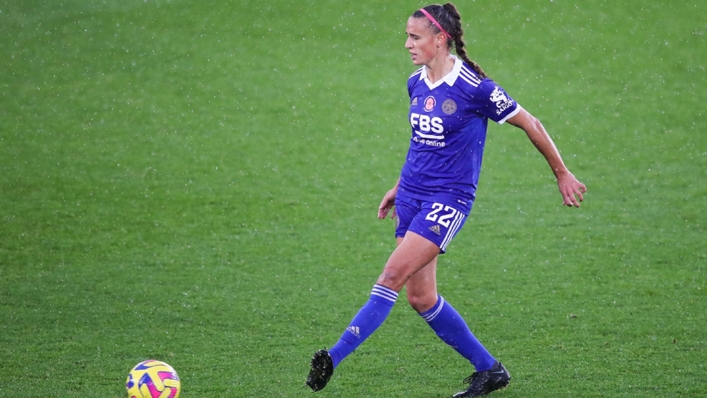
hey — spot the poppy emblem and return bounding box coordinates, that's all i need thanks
[423,96,436,112]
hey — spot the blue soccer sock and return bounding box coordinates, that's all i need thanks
[419,295,496,371]
[329,284,398,368]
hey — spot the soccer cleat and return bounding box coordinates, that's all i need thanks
[306,349,334,392]
[452,361,511,397]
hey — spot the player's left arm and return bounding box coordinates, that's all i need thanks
[507,108,587,207]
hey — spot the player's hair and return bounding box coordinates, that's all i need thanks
[413,3,488,79]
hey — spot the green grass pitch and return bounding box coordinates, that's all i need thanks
[1,0,706,396]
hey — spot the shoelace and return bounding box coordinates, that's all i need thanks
[462,372,481,385]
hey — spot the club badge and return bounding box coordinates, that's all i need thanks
[442,99,457,115]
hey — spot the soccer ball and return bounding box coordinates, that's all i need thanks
[126,360,181,398]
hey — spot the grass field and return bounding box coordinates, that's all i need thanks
[1,0,706,396]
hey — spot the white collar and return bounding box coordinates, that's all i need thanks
[419,55,463,89]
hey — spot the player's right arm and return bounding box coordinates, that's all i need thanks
[378,178,400,219]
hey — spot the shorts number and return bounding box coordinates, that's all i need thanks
[425,203,458,228]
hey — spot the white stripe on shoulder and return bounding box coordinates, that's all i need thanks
[459,75,480,87]
[460,64,480,80]
[409,68,424,79]
[459,66,481,87]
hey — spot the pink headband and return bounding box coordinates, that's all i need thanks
[419,8,452,40]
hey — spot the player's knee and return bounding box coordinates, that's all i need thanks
[407,291,437,313]
[375,267,410,292]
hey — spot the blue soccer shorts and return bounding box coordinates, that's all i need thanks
[394,195,468,253]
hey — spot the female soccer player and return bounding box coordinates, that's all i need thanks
[306,3,586,397]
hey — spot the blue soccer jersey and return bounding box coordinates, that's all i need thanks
[398,55,521,214]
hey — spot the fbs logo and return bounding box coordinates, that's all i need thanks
[428,224,441,236]
[347,326,361,338]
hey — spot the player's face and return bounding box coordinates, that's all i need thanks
[405,16,445,66]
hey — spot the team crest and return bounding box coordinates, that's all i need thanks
[423,96,436,112]
[442,99,457,115]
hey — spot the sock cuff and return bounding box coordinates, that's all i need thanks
[371,284,398,305]
[419,295,445,323]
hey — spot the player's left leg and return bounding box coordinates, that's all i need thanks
[408,263,510,397]
[403,202,510,396]
[399,199,498,372]
[407,262,497,373]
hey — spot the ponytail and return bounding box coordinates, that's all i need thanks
[415,3,489,79]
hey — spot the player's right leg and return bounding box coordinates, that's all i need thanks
[306,232,439,391]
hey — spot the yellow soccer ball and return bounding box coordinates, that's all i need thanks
[126,360,181,398]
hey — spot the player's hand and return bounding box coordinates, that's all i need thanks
[557,171,586,207]
[378,188,397,219]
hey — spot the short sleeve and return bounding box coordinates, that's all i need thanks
[477,79,521,124]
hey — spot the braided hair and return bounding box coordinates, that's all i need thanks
[412,3,488,79]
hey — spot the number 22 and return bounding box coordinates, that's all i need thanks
[425,203,458,228]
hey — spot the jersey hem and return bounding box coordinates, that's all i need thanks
[497,104,522,124]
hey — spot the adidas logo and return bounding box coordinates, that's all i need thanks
[347,326,361,338]
[429,225,441,236]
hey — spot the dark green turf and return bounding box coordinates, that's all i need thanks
[1,0,705,396]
